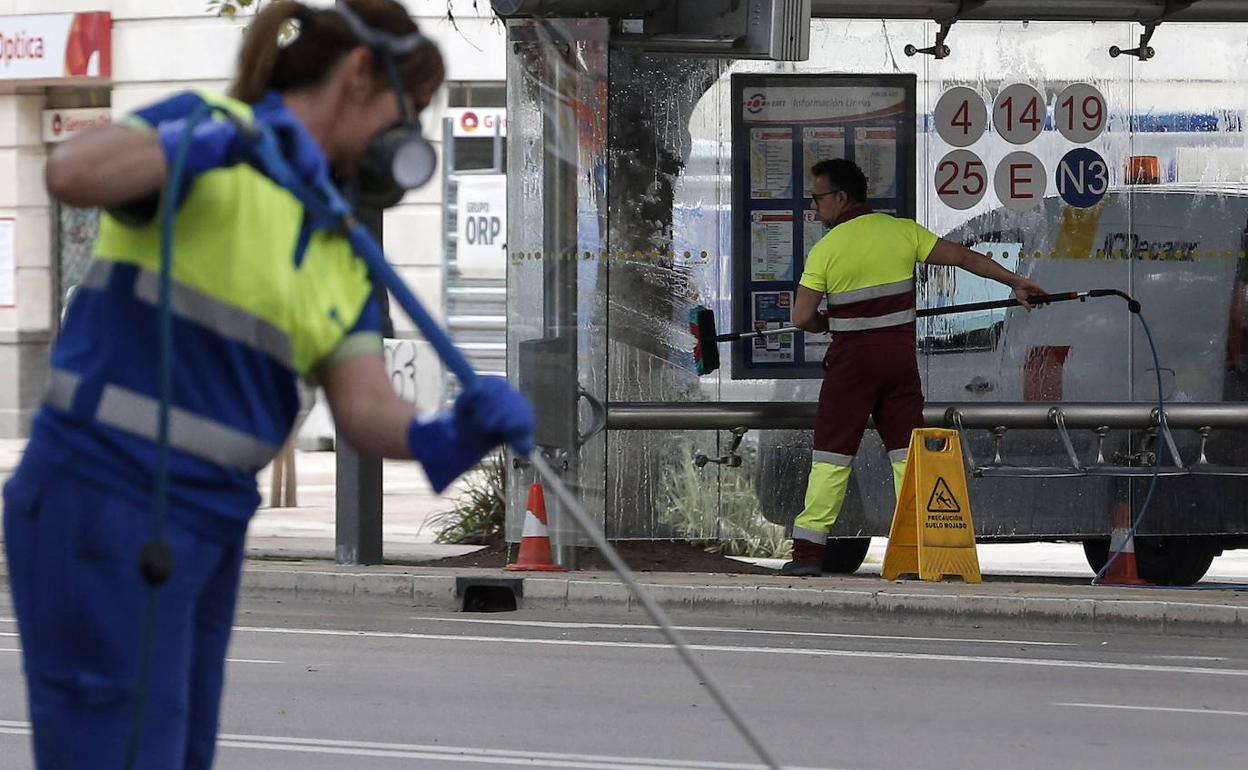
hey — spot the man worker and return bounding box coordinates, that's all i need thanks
[781,158,1045,576]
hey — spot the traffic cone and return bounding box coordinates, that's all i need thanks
[1093,500,1149,586]
[505,482,567,572]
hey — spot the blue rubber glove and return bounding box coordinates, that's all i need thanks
[251,92,332,190]
[156,116,249,181]
[407,377,536,493]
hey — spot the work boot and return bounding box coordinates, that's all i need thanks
[780,538,824,577]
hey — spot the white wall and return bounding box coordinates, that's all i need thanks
[0,1,507,436]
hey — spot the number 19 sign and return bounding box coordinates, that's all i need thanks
[1055,83,1107,143]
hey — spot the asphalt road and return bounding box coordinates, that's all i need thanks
[2,598,1246,769]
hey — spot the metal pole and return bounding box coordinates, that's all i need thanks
[335,438,383,564]
[540,43,582,569]
[603,401,1248,431]
[335,204,386,565]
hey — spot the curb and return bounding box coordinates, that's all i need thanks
[3,563,1243,636]
[237,566,1248,637]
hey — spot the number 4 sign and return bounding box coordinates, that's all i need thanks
[934,87,987,147]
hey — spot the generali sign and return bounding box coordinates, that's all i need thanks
[446,108,507,138]
[42,108,111,143]
[0,12,111,81]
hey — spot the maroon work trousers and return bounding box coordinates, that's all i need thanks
[813,338,924,456]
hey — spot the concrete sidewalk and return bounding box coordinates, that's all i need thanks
[2,440,1247,635]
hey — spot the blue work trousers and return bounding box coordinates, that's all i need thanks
[3,466,245,770]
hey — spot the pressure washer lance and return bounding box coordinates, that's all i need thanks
[689,290,1140,376]
[228,121,784,770]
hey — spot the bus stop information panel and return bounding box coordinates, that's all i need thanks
[732,73,917,379]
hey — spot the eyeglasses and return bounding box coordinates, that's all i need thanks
[810,189,841,203]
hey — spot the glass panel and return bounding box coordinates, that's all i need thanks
[1125,24,1248,534]
[505,19,610,552]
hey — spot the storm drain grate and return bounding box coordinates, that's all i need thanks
[456,576,523,612]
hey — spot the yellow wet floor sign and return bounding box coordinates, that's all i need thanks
[882,428,982,583]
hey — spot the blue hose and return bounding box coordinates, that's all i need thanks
[1093,309,1167,585]
[122,100,215,770]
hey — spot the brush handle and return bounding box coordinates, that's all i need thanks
[717,292,1088,342]
[716,326,800,342]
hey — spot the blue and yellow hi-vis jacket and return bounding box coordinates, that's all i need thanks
[31,91,382,541]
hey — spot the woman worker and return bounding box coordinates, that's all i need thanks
[2,2,533,768]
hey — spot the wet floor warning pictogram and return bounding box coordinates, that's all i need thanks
[882,429,982,583]
[926,477,961,513]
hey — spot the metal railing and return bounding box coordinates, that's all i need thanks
[605,401,1248,431]
[604,401,1248,478]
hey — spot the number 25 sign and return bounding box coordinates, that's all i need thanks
[934,150,988,210]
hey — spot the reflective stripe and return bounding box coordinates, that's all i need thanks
[521,511,549,539]
[826,278,913,306]
[826,308,916,332]
[812,450,854,466]
[888,448,909,464]
[792,526,828,545]
[44,368,81,411]
[134,270,295,370]
[79,259,116,290]
[95,385,277,472]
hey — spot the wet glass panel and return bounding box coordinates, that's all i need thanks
[1125,24,1248,535]
[504,19,610,552]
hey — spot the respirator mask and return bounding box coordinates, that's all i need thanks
[334,2,438,209]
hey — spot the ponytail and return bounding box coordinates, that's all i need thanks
[227,0,444,107]
[229,0,304,103]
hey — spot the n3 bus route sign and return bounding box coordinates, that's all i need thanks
[934,150,988,210]
[992,83,1046,145]
[1056,147,1109,208]
[934,87,988,148]
[1055,83,1107,144]
[995,151,1046,211]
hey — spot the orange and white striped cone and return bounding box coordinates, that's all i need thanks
[505,482,567,572]
[1093,500,1149,586]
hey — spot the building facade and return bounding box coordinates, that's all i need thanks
[0,0,506,437]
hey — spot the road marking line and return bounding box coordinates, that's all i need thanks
[231,626,1248,678]
[1055,703,1248,718]
[1,649,277,665]
[0,720,836,769]
[408,616,1075,647]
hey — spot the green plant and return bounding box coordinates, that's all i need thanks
[208,1,497,26]
[207,0,268,19]
[658,443,791,559]
[427,453,506,544]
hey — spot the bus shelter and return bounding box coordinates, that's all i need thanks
[493,0,1248,581]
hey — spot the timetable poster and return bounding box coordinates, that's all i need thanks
[803,210,826,257]
[751,291,794,363]
[750,128,794,199]
[732,74,917,379]
[750,211,796,281]
[855,127,899,199]
[802,127,846,195]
